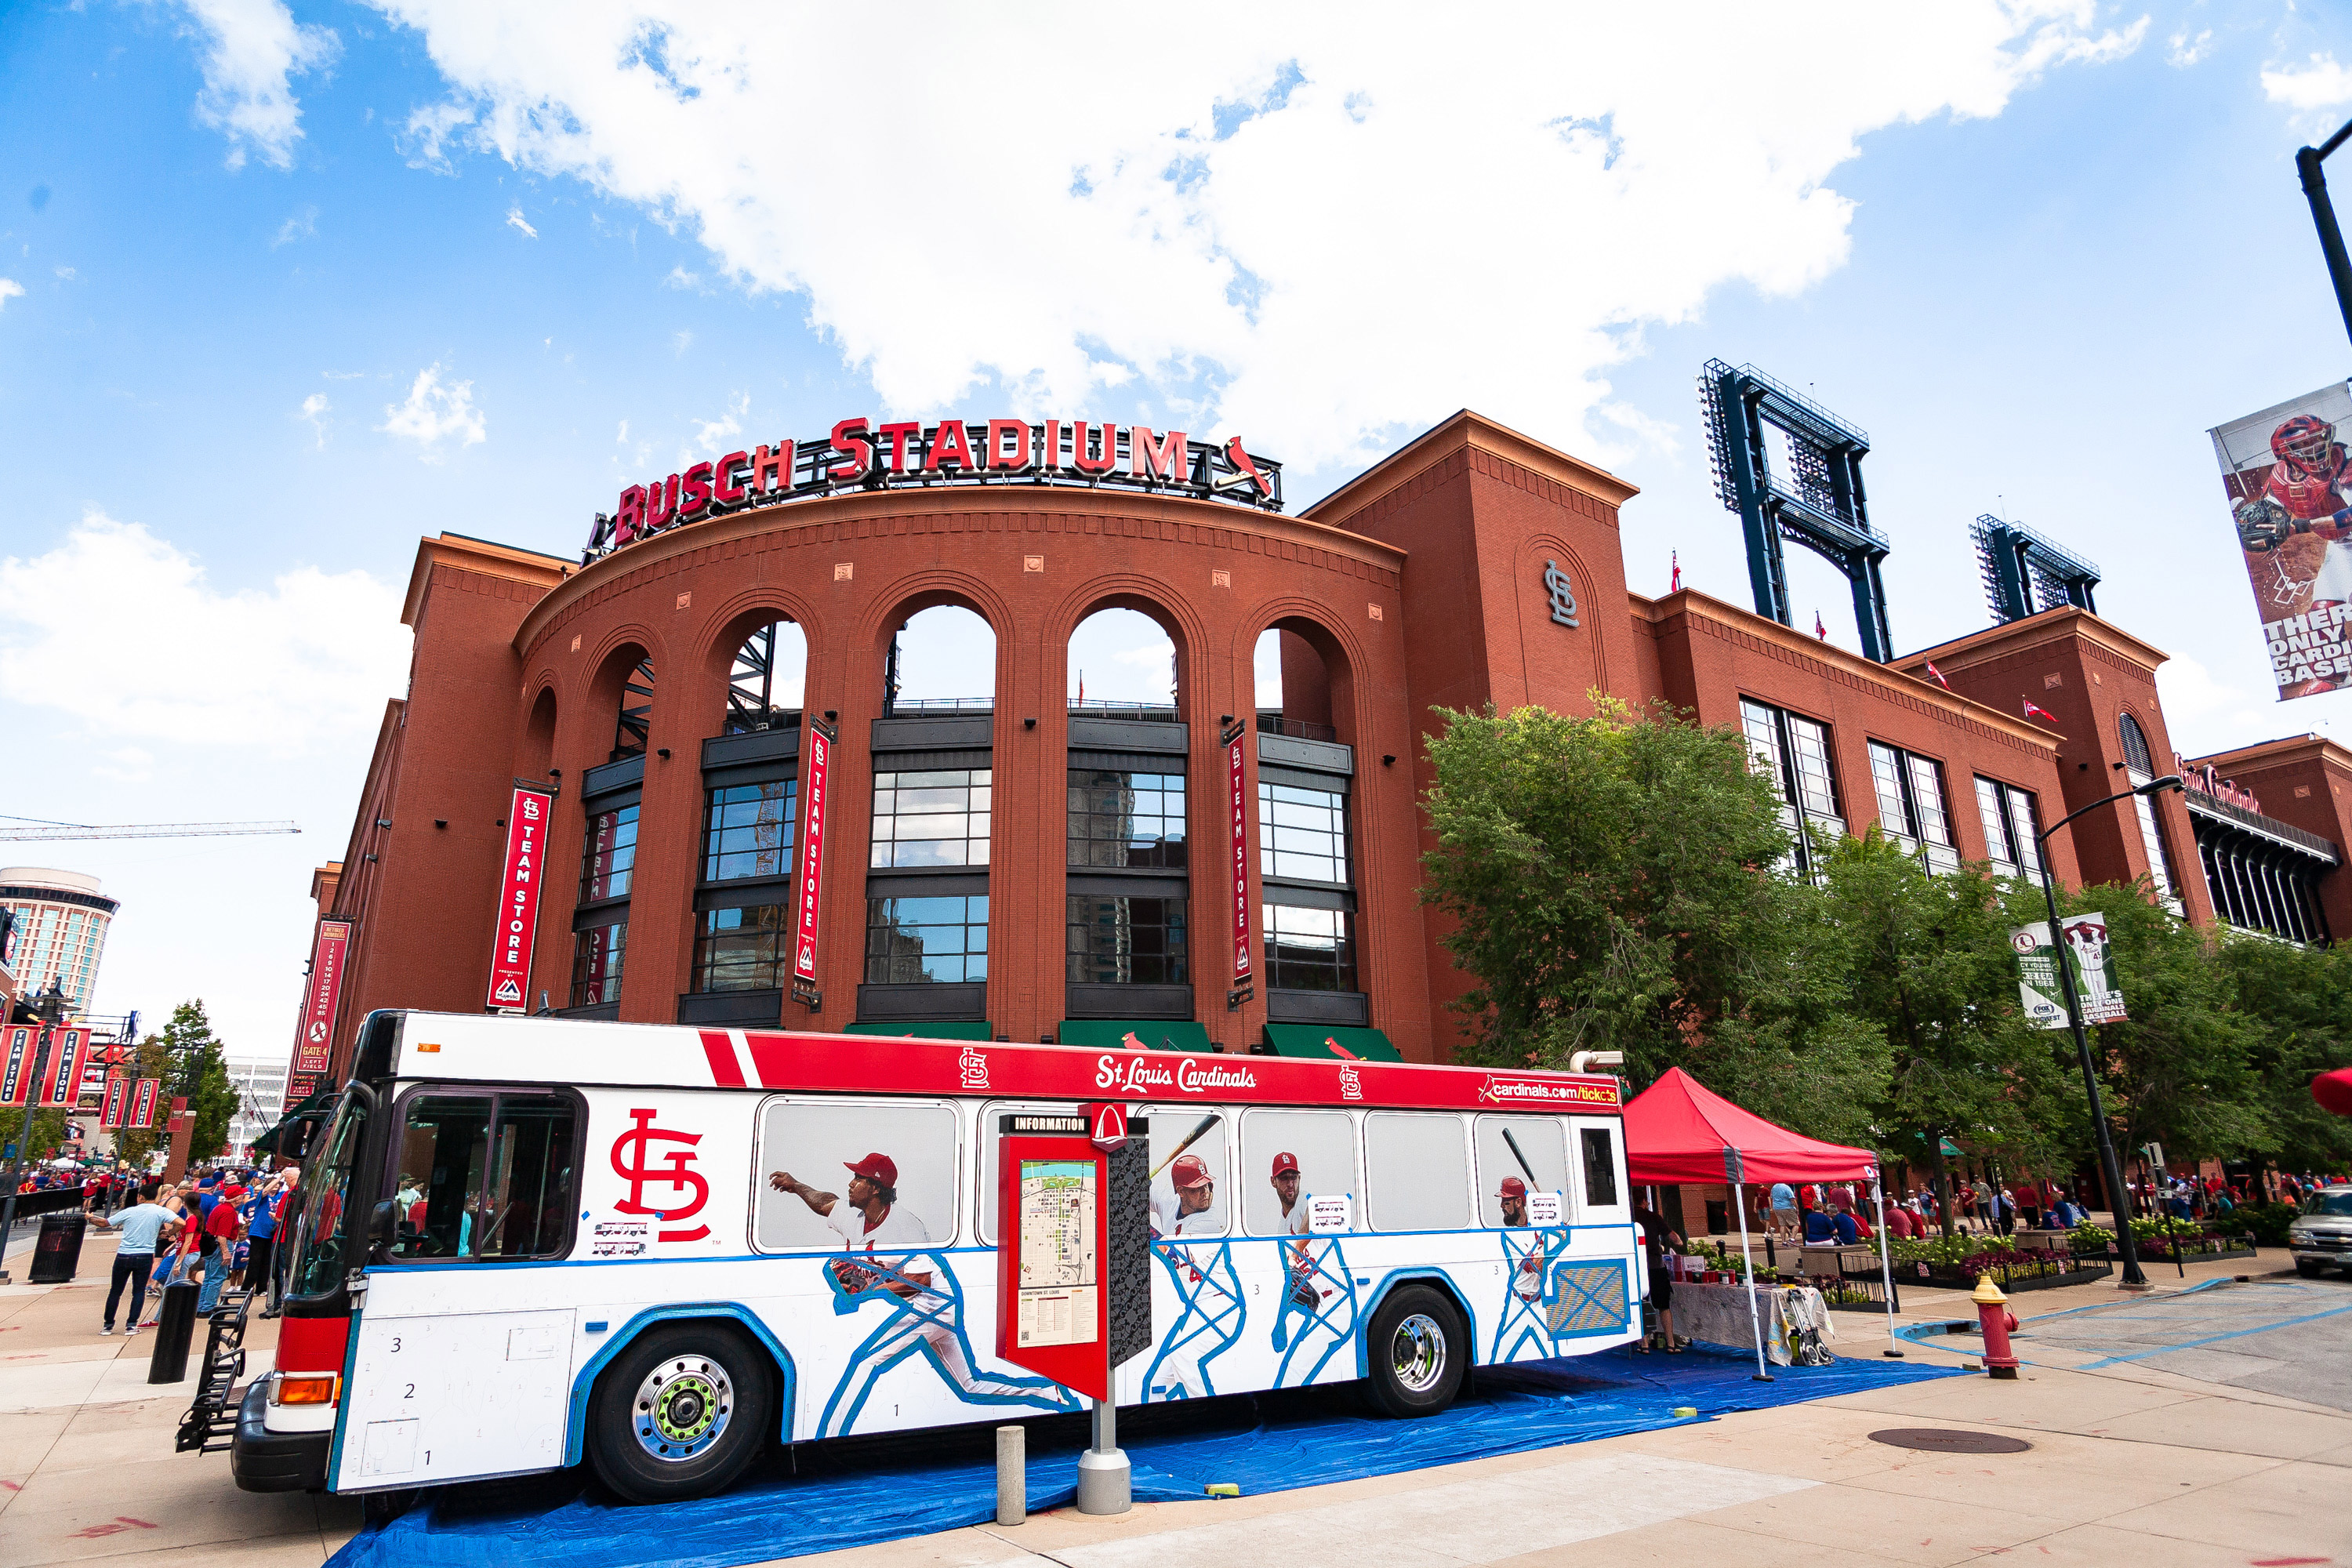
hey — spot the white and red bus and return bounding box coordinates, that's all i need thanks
[232,1011,1636,1505]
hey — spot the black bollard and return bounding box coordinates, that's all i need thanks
[148,1279,201,1385]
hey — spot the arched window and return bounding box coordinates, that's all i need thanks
[2117,712,2180,912]
[725,620,807,735]
[2118,712,2155,777]
[612,657,655,760]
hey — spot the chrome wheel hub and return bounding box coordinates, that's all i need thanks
[632,1356,733,1462]
[1390,1312,1447,1393]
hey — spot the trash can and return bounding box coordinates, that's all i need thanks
[28,1210,87,1283]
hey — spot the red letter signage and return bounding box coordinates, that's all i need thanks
[791,719,836,1007]
[296,918,354,1073]
[0,1024,35,1108]
[42,1025,89,1107]
[488,784,554,1011]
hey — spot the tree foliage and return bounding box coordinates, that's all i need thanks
[163,1000,238,1163]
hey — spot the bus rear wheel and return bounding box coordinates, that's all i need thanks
[1363,1285,1467,1418]
[588,1323,773,1504]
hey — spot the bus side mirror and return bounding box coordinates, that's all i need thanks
[368,1200,398,1251]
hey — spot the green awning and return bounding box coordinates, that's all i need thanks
[1056,1019,1214,1053]
[1262,1024,1404,1062]
[843,1020,993,1041]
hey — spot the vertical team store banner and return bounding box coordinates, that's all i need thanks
[2011,913,2125,1029]
[488,784,554,1011]
[791,718,837,1007]
[283,916,355,1108]
[2214,380,2352,699]
[1223,717,1254,1005]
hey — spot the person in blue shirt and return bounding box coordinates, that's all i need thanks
[1803,1206,1838,1243]
[94,1182,175,1336]
[238,1178,283,1301]
[1831,1207,1863,1245]
[1768,1181,1797,1240]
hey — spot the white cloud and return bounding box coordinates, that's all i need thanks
[0,278,22,310]
[399,100,473,172]
[663,264,701,290]
[2167,29,2213,69]
[272,205,318,246]
[672,328,693,357]
[2264,53,2352,110]
[616,419,630,444]
[691,390,749,454]
[362,2,2142,468]
[166,0,340,172]
[378,363,485,458]
[505,204,538,238]
[53,264,75,281]
[297,391,330,447]
[0,513,409,756]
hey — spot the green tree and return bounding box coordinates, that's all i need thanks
[162,1001,238,1163]
[1418,699,1863,1124]
[2216,935,2352,1174]
[1814,831,2078,1230]
[109,1034,174,1170]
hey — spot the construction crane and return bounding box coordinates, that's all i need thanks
[0,815,299,843]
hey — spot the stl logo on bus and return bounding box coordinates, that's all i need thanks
[611,1108,711,1242]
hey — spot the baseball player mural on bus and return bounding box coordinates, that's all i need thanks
[1142,1115,1246,1400]
[1250,1113,1361,1385]
[758,1112,1077,1436]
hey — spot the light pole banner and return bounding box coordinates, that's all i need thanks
[42,1027,89,1108]
[1224,717,1254,1004]
[0,1025,34,1108]
[2211,380,2352,700]
[488,785,554,1011]
[131,1077,160,1129]
[296,919,354,1072]
[101,1074,129,1131]
[2011,913,2125,1029]
[791,720,836,1006]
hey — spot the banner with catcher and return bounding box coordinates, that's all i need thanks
[2215,380,2352,699]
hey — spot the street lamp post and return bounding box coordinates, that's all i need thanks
[2032,774,2184,1292]
[2296,117,2352,350]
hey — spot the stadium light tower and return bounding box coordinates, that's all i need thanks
[2296,117,2352,350]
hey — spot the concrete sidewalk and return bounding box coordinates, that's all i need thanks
[1,1238,2342,1568]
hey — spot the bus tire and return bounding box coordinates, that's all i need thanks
[587,1323,773,1504]
[1362,1285,1466,1419]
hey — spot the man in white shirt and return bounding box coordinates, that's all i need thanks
[1145,1153,1237,1401]
[772,1151,1073,1436]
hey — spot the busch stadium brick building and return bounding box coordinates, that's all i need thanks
[285,403,2352,1097]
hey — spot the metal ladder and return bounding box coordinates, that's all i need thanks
[174,1291,253,1454]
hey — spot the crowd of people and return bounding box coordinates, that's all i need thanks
[85,1163,300,1335]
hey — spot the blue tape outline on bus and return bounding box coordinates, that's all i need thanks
[563,1302,800,1465]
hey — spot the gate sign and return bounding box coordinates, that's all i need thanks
[42,1026,89,1108]
[0,1025,34,1108]
[131,1077,160,1129]
[2011,913,2126,1029]
[1224,717,1254,1002]
[101,1074,129,1131]
[488,786,553,1011]
[791,720,835,1005]
[296,919,354,1072]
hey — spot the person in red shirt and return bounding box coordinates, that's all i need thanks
[196,1195,243,1314]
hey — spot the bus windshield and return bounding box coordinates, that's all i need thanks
[286,1090,370,1298]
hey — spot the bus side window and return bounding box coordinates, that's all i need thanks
[1240,1109,1357,1235]
[754,1099,960,1252]
[1579,1125,1621,1210]
[1364,1113,1470,1232]
[477,1097,579,1258]
[390,1094,491,1261]
[1145,1108,1227,1240]
[1473,1116,1567,1227]
[387,1091,579,1262]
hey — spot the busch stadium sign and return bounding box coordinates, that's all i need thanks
[590,418,1282,557]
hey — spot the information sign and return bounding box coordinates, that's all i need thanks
[995,1130,1112,1399]
[296,919,354,1070]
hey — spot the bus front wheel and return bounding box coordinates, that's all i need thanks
[587,1323,774,1504]
[1363,1285,1467,1418]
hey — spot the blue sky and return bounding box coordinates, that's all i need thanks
[3,0,2350,1063]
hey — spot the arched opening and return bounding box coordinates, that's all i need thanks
[682,616,812,1022]
[568,642,654,1015]
[1065,606,1190,1029]
[612,655,656,761]
[1253,628,1334,742]
[521,687,557,781]
[2117,711,2182,913]
[1251,616,1366,1032]
[884,604,996,714]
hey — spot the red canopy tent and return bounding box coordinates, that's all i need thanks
[1623,1067,1875,1183]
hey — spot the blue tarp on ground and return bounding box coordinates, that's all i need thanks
[329,1346,1964,1568]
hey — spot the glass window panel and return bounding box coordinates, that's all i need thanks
[477,1098,576,1259]
[1145,1109,1228,1240]
[1907,755,1954,848]
[1261,902,1357,993]
[1258,779,1348,884]
[1867,742,1913,840]
[702,779,797,882]
[1579,1126,1622,1210]
[866,895,989,984]
[579,802,639,902]
[872,768,991,868]
[694,904,791,991]
[2007,786,2043,877]
[1065,894,1189,985]
[1365,1113,1472,1232]
[1473,1116,1570,1227]
[570,920,626,1007]
[1975,777,2016,867]
[388,1094,490,1261]
[1785,713,1840,818]
[1240,1109,1358,1235]
[753,1100,960,1253]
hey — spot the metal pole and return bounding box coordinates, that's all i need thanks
[2297,121,2352,350]
[1871,1174,1903,1358]
[1733,1179,1771,1381]
[2035,841,2147,1288]
[0,1019,56,1287]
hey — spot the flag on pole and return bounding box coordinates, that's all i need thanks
[1669,551,1681,593]
[2024,699,2060,725]
[1814,611,1828,641]
[1923,660,1951,690]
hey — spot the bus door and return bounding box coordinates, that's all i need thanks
[334,1087,583,1491]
